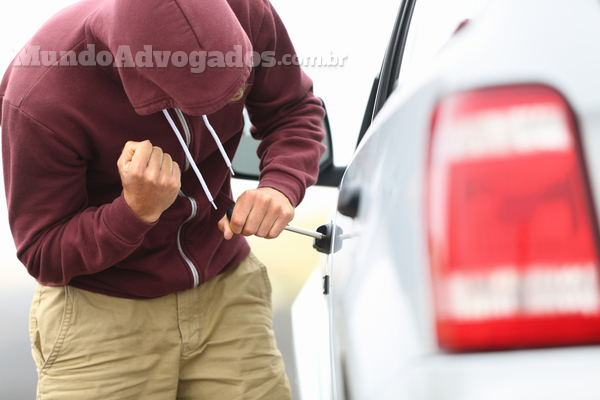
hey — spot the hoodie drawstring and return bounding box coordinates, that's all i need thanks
[162,108,234,210]
[202,115,235,177]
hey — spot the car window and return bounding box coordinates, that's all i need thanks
[363,0,488,142]
[397,0,488,87]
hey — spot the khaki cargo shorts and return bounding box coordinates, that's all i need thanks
[29,253,291,400]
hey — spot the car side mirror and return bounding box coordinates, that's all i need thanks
[231,101,344,187]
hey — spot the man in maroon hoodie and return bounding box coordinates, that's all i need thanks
[0,0,325,398]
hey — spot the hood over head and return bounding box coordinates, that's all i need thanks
[86,0,252,116]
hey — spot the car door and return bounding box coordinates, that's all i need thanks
[323,1,417,399]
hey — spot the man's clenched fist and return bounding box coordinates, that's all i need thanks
[118,140,181,223]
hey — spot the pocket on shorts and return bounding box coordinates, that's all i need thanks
[29,285,76,373]
[29,284,44,368]
[247,252,272,305]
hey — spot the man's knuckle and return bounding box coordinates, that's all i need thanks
[157,175,169,188]
[144,172,159,184]
[242,225,256,236]
[247,190,259,201]
[130,167,144,179]
[152,146,163,156]
[271,202,283,213]
[232,220,245,231]
[258,195,272,208]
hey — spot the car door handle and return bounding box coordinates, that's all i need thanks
[313,223,344,254]
[337,183,361,218]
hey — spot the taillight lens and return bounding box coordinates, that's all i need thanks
[427,85,600,351]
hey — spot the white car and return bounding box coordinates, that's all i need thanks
[292,0,600,399]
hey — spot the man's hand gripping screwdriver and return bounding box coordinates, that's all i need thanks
[226,204,324,240]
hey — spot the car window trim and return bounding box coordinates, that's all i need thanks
[371,0,417,122]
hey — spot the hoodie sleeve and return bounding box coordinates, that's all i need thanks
[244,0,326,207]
[1,103,154,285]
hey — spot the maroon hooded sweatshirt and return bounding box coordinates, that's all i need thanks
[0,0,325,299]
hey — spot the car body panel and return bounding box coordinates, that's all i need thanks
[293,0,600,398]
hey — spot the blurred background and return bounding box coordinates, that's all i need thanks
[0,0,399,397]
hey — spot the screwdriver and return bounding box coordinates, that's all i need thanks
[226,204,325,240]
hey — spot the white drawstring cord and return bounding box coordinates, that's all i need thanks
[202,115,235,176]
[162,109,217,210]
[174,108,191,171]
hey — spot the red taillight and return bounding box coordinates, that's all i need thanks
[427,85,600,351]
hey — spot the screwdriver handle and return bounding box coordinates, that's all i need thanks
[227,204,235,221]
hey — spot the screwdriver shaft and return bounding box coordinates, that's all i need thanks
[285,225,325,240]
